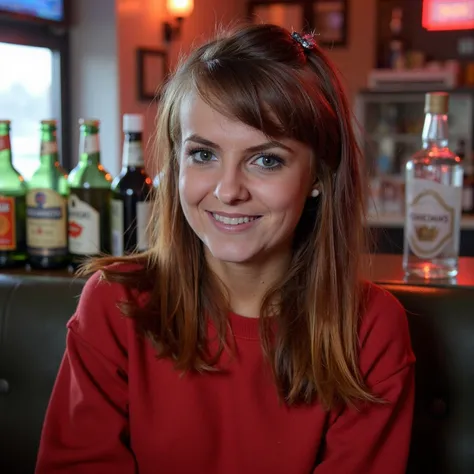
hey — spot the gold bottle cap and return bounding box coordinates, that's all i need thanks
[425,92,449,114]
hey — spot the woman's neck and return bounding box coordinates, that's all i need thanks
[205,250,290,318]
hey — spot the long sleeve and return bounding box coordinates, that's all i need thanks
[314,364,414,473]
[314,285,416,474]
[35,272,137,474]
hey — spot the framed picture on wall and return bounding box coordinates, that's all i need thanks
[247,1,306,32]
[136,48,168,102]
[247,0,348,47]
[312,0,348,46]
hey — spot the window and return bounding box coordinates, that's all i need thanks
[0,42,53,180]
[0,17,72,174]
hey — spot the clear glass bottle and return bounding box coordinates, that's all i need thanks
[67,119,112,267]
[26,120,69,269]
[403,92,464,279]
[0,120,27,267]
[111,114,153,256]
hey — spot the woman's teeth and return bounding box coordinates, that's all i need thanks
[212,213,259,225]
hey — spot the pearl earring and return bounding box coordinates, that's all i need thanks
[310,188,320,198]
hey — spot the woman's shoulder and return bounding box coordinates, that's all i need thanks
[78,261,148,304]
[358,281,415,387]
[68,261,150,352]
[360,280,407,330]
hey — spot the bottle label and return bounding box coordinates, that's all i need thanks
[136,201,151,251]
[0,135,10,152]
[26,189,67,256]
[81,135,100,155]
[68,194,100,255]
[111,199,124,256]
[41,141,58,155]
[123,141,144,167]
[0,196,16,250]
[406,179,462,259]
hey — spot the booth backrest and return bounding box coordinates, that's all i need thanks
[0,275,473,473]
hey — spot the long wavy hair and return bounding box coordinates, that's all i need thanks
[83,23,376,409]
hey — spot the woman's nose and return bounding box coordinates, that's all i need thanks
[213,167,250,205]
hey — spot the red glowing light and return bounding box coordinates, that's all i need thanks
[422,0,474,31]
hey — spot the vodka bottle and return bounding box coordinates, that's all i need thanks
[403,92,463,279]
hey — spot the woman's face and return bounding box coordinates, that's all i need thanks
[178,92,314,265]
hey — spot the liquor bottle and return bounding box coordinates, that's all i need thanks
[111,114,153,256]
[387,7,406,70]
[403,92,463,279]
[0,120,27,268]
[26,120,69,269]
[68,119,112,267]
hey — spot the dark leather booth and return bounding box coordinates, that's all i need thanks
[0,273,473,473]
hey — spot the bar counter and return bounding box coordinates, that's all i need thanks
[1,254,473,288]
[366,254,474,288]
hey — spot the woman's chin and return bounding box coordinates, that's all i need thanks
[205,244,260,265]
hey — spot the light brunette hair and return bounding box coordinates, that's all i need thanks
[83,23,376,409]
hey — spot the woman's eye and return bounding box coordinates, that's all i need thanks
[254,155,282,169]
[191,149,215,163]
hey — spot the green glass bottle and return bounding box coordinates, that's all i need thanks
[67,119,112,267]
[26,120,69,269]
[0,120,27,268]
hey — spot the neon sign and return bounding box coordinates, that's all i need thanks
[422,0,474,30]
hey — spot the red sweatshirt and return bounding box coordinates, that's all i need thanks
[36,269,415,474]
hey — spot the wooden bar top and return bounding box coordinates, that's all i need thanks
[1,254,474,288]
[365,254,474,288]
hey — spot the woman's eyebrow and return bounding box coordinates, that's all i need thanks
[184,133,294,153]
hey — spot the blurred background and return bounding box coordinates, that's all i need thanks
[1,0,474,254]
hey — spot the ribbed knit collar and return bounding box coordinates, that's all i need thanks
[226,312,261,340]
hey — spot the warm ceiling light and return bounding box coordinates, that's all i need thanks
[163,0,194,44]
[166,0,194,18]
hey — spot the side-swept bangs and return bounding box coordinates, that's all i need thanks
[166,52,341,175]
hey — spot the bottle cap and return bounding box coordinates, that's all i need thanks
[79,119,100,128]
[40,120,57,131]
[425,92,449,114]
[123,114,143,133]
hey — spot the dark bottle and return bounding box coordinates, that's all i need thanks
[67,119,112,267]
[0,120,27,268]
[111,114,153,256]
[26,120,69,269]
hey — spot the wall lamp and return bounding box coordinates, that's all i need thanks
[163,0,194,44]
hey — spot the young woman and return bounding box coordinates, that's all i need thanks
[36,24,415,474]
